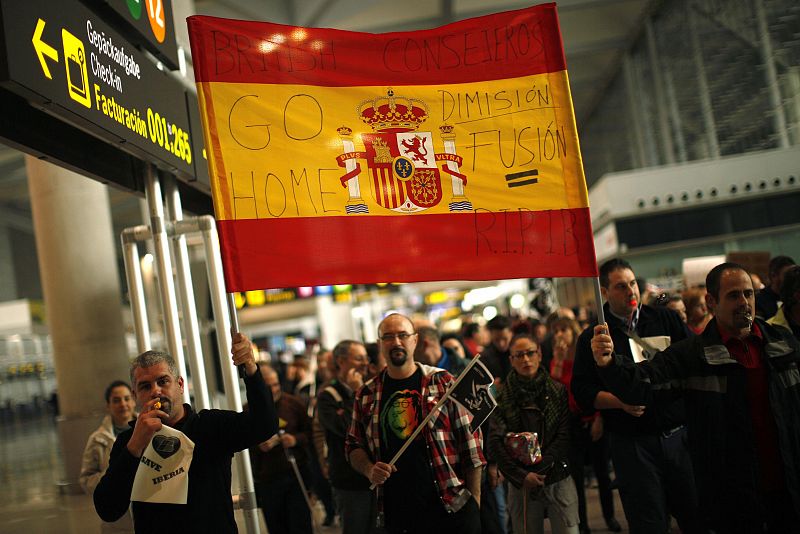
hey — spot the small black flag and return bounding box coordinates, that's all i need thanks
[449,358,497,432]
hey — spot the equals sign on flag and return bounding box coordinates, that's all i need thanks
[505,169,539,188]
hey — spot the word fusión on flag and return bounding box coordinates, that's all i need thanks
[188,3,598,291]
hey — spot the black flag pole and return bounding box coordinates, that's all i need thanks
[593,272,611,357]
[592,277,607,326]
[227,293,246,378]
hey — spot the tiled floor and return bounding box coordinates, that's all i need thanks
[0,412,630,533]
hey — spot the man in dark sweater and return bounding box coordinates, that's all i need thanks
[93,333,277,533]
[250,364,313,534]
[571,258,700,534]
[317,339,372,534]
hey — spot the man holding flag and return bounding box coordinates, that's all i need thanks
[571,259,699,533]
[93,333,276,533]
[346,313,486,533]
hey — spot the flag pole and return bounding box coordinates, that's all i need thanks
[227,293,246,378]
[200,216,260,534]
[368,355,484,490]
[592,277,606,326]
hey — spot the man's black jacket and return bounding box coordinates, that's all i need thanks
[571,303,690,435]
[94,371,277,533]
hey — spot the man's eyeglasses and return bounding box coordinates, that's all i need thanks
[510,349,541,360]
[379,332,416,343]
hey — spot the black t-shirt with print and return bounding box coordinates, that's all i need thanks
[380,367,438,525]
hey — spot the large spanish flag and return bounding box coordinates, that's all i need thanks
[188,3,597,291]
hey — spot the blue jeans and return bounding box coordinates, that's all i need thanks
[334,488,376,534]
[481,468,509,534]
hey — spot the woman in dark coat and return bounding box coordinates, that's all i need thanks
[488,334,579,534]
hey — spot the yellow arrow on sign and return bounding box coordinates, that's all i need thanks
[32,18,58,79]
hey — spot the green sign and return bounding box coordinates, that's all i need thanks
[126,0,143,19]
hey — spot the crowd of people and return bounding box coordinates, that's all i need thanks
[78,255,800,534]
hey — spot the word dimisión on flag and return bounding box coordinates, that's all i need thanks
[188,3,598,291]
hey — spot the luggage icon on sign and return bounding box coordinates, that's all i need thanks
[62,29,91,108]
[67,50,86,97]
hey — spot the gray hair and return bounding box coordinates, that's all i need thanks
[332,340,363,370]
[130,350,179,387]
[332,340,362,360]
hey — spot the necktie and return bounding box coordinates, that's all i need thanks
[627,306,640,334]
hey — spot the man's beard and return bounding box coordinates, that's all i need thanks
[389,348,408,367]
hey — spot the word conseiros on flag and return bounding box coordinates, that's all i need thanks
[188,3,598,291]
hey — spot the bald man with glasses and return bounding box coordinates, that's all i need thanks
[346,313,485,534]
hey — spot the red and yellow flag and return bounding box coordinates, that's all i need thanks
[188,3,597,291]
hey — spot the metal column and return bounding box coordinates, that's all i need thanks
[754,0,790,148]
[198,215,261,534]
[121,225,153,352]
[623,55,649,168]
[644,19,676,165]
[663,70,687,163]
[143,166,190,404]
[165,178,211,411]
[688,4,720,159]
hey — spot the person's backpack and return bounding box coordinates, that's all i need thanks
[312,385,343,470]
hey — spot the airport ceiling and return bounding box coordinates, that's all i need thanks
[1,0,655,245]
[192,0,657,123]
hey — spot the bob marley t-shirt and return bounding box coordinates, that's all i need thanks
[380,367,438,525]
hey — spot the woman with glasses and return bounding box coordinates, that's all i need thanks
[488,334,578,534]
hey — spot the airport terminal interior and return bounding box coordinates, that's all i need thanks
[0,0,798,532]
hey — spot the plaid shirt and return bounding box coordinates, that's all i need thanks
[345,362,485,513]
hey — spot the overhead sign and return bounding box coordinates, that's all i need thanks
[81,0,180,69]
[0,0,199,179]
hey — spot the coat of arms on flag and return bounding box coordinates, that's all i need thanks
[336,89,472,214]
